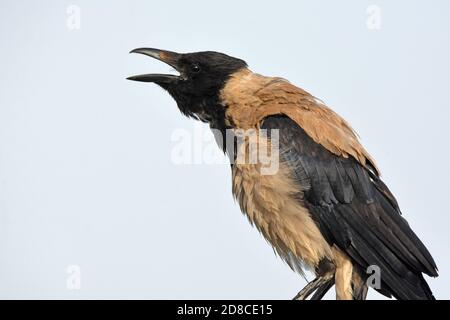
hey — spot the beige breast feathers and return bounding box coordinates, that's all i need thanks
[231,136,332,270]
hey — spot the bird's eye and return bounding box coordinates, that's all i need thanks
[190,63,201,73]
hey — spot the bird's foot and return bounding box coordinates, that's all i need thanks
[293,275,334,300]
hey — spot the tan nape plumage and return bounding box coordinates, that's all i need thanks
[220,69,379,175]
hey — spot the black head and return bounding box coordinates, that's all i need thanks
[127,48,247,124]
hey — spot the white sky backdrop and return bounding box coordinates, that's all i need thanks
[0,0,449,299]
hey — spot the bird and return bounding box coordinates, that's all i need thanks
[127,48,438,300]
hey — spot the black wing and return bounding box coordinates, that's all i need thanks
[262,115,438,300]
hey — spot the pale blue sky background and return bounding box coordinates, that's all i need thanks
[0,0,449,299]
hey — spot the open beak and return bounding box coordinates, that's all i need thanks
[127,48,182,83]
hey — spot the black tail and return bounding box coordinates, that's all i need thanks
[355,267,435,300]
[383,272,436,300]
